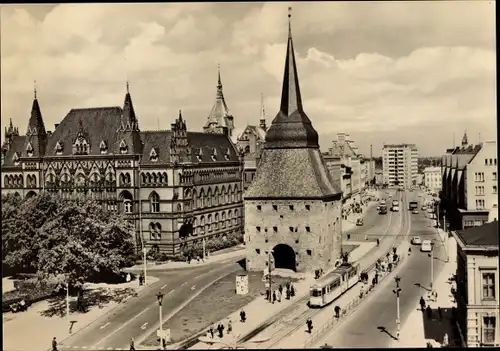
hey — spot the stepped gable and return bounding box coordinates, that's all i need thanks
[245,12,341,200]
[2,135,26,167]
[45,107,123,156]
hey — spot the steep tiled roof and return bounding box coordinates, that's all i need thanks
[456,221,499,247]
[2,135,26,167]
[45,107,123,156]
[204,68,233,130]
[188,132,239,163]
[245,148,342,199]
[140,131,172,165]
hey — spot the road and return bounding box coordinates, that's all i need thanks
[320,196,446,348]
[59,259,244,350]
[59,189,397,351]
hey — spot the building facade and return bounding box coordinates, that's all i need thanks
[1,76,244,255]
[244,14,343,273]
[424,166,442,191]
[452,221,499,347]
[236,93,267,192]
[382,143,418,188]
[440,132,497,230]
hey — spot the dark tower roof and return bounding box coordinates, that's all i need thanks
[26,87,47,136]
[264,11,319,150]
[461,130,468,146]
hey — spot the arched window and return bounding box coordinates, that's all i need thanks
[163,172,168,184]
[125,173,131,184]
[4,175,9,187]
[152,173,158,184]
[226,186,231,203]
[214,213,219,229]
[141,173,146,184]
[200,216,205,234]
[214,187,219,206]
[156,223,162,240]
[120,191,133,214]
[193,217,198,235]
[201,188,207,208]
[221,211,226,228]
[150,192,160,213]
[207,188,212,207]
[234,209,239,226]
[220,186,226,204]
[177,203,182,213]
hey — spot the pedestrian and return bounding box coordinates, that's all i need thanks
[240,309,246,323]
[290,284,295,297]
[371,276,376,287]
[438,307,442,320]
[277,289,281,302]
[426,305,432,319]
[266,288,270,301]
[306,318,313,333]
[408,247,411,255]
[52,337,58,351]
[129,338,135,351]
[286,288,290,300]
[279,284,283,296]
[420,296,426,311]
[272,290,276,304]
[334,305,341,319]
[376,239,380,246]
[139,274,143,286]
[227,319,232,334]
[217,323,224,338]
[209,324,214,338]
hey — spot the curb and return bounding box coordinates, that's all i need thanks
[57,276,161,348]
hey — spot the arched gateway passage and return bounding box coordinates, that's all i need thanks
[272,244,296,271]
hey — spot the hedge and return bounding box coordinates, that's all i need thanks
[2,279,62,312]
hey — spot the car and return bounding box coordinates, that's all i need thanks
[412,209,419,214]
[392,206,399,212]
[422,206,427,211]
[411,236,422,245]
[356,218,364,226]
[421,240,432,252]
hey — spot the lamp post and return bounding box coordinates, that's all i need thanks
[267,250,274,303]
[429,244,434,290]
[156,292,164,350]
[393,275,402,340]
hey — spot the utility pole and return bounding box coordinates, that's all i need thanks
[429,245,434,290]
[202,237,206,261]
[393,276,402,340]
[157,292,164,350]
[138,155,147,285]
[268,250,273,303]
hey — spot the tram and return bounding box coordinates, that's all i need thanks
[309,263,361,308]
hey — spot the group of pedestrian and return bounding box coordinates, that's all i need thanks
[314,269,325,280]
[207,318,233,339]
[267,282,295,303]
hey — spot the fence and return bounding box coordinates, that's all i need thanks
[304,247,407,348]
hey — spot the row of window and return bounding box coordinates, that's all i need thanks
[256,204,312,212]
[256,225,311,233]
[475,186,485,196]
[463,219,488,228]
[475,199,486,209]
[475,172,485,182]
[484,158,497,166]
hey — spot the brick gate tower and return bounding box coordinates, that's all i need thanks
[244,9,343,273]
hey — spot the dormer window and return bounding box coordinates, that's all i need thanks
[211,148,218,161]
[26,142,34,157]
[12,153,20,165]
[100,140,108,155]
[55,141,64,155]
[119,140,128,154]
[73,137,90,155]
[196,148,203,162]
[225,147,231,160]
[150,148,158,162]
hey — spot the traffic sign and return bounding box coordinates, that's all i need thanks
[157,328,171,342]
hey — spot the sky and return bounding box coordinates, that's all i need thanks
[0,1,496,157]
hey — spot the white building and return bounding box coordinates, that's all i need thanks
[424,166,442,191]
[382,143,418,188]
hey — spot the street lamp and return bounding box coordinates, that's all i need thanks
[266,250,274,303]
[393,275,402,340]
[428,243,434,290]
[156,292,164,350]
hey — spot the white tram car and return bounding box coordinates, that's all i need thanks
[309,263,361,308]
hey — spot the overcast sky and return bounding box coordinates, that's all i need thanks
[0,2,496,157]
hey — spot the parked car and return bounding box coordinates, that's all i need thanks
[412,209,419,214]
[411,236,422,245]
[356,218,364,226]
[422,206,427,210]
[421,240,432,252]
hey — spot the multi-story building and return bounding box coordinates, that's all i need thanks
[424,166,442,191]
[375,170,384,186]
[236,93,267,192]
[440,132,497,230]
[323,154,342,194]
[1,74,244,255]
[244,14,343,273]
[452,221,499,347]
[382,143,418,188]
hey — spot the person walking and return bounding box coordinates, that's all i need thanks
[52,337,58,351]
[276,289,281,303]
[209,324,215,338]
[426,305,432,319]
[272,290,276,304]
[420,296,426,311]
[129,338,136,351]
[334,306,341,319]
[279,284,283,296]
[227,319,232,334]
[217,323,224,338]
[306,318,313,333]
[240,309,246,323]
[290,284,295,297]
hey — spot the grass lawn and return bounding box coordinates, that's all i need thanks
[142,267,298,346]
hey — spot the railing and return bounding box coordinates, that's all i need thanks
[304,251,407,348]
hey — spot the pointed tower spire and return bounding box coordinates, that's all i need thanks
[122,81,138,130]
[216,64,223,99]
[23,83,47,157]
[34,80,37,99]
[264,7,319,149]
[461,130,468,146]
[259,93,267,130]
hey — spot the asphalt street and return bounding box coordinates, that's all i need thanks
[59,259,244,350]
[322,198,446,348]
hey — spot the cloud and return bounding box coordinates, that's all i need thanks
[1,2,496,157]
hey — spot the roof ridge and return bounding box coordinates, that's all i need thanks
[70,106,122,112]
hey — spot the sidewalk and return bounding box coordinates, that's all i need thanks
[2,276,160,351]
[392,236,459,348]
[185,242,375,350]
[126,245,245,272]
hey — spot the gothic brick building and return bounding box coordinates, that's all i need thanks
[244,13,343,273]
[1,73,244,255]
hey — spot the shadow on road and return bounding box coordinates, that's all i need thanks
[237,259,246,270]
[414,283,432,292]
[39,287,137,317]
[377,326,398,341]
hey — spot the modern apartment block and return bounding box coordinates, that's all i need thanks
[382,143,418,188]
